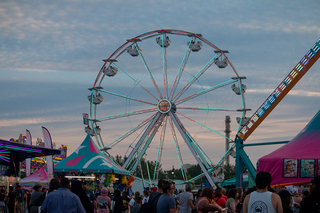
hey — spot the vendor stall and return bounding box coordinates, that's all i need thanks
[20,167,50,190]
[257,110,320,187]
[54,134,131,191]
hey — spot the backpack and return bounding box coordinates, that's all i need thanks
[140,192,162,213]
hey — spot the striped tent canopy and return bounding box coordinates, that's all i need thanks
[54,134,130,175]
[20,167,49,186]
[258,110,320,187]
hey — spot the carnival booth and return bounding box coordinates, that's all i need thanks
[257,110,320,187]
[20,167,49,190]
[220,174,251,188]
[54,134,131,192]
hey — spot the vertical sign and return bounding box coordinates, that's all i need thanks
[42,126,53,180]
[25,130,32,176]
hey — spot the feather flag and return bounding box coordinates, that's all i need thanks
[83,113,89,125]
[25,130,32,176]
[42,126,53,180]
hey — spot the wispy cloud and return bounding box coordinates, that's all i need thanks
[247,89,320,97]
[1,0,319,170]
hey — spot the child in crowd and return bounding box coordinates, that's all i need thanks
[96,187,112,213]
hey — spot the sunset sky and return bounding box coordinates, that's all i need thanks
[1,0,320,170]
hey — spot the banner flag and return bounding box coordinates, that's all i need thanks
[83,113,89,125]
[42,126,53,180]
[25,130,32,176]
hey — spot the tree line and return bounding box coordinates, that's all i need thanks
[111,155,237,183]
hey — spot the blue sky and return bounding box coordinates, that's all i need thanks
[1,0,320,170]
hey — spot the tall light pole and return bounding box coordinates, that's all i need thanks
[171,165,175,180]
[225,116,231,165]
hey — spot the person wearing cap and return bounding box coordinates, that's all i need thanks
[30,184,43,213]
[148,179,164,213]
[151,187,157,193]
[40,178,86,213]
[300,176,320,213]
[32,178,60,209]
[243,171,282,213]
[96,187,111,213]
[82,180,98,212]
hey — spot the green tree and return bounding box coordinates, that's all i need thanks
[187,164,202,178]
[223,164,236,180]
[132,157,166,179]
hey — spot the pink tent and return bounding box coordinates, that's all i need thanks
[257,110,320,187]
[20,167,49,189]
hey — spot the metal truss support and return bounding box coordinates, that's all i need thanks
[169,112,217,189]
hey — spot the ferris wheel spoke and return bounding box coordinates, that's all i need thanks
[134,43,163,99]
[129,115,165,172]
[175,111,232,141]
[169,39,193,100]
[106,113,156,148]
[96,108,157,122]
[186,143,236,183]
[175,79,237,105]
[161,34,169,98]
[168,116,187,181]
[98,89,157,106]
[169,112,216,188]
[122,112,163,170]
[153,116,167,180]
[170,112,212,168]
[143,153,152,184]
[111,62,159,101]
[172,54,218,102]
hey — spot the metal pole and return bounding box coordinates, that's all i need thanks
[225,116,231,165]
[139,160,145,189]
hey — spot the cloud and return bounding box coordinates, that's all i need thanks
[1,0,320,171]
[0,116,78,127]
[247,88,320,97]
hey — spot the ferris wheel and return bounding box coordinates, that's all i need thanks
[86,29,249,187]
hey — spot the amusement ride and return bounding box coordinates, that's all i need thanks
[85,29,320,188]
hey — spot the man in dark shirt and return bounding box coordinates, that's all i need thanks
[300,176,320,213]
[149,179,163,213]
[7,186,16,213]
[15,184,25,213]
[82,180,97,212]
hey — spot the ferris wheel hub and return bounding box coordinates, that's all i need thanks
[157,99,172,114]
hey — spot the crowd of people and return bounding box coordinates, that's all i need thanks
[0,171,320,213]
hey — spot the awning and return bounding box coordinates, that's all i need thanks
[0,139,61,164]
[54,134,130,175]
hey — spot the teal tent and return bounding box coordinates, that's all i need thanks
[54,134,130,175]
[220,175,251,187]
